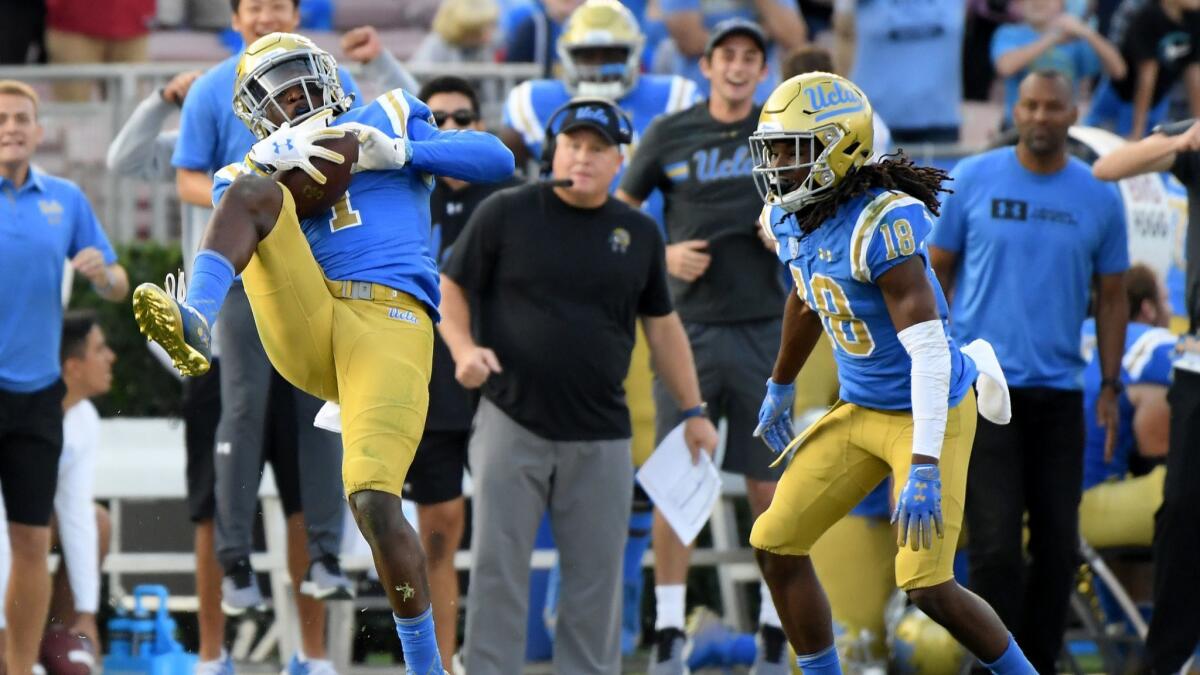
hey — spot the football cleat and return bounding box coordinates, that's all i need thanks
[131,271,211,376]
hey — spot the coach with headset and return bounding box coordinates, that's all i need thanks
[438,97,719,675]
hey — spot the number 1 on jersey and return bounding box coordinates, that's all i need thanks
[329,192,362,232]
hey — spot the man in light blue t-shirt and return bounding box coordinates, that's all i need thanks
[929,70,1129,675]
[0,80,127,675]
[991,0,1125,125]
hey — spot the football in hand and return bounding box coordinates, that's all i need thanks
[278,129,359,220]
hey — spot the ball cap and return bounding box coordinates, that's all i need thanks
[704,18,768,58]
[549,97,632,146]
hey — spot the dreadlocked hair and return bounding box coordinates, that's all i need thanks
[790,151,953,234]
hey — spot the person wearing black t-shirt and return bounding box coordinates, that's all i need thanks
[616,19,790,673]
[406,76,518,668]
[441,97,719,675]
[1093,121,1200,675]
[1084,0,1200,139]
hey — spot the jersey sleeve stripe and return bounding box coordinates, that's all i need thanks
[509,83,543,146]
[1123,327,1178,380]
[850,192,921,282]
[758,205,778,247]
[214,162,251,183]
[380,90,411,138]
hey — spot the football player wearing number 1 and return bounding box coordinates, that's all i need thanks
[748,72,1037,675]
[131,33,514,675]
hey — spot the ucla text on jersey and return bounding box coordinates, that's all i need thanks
[759,188,976,410]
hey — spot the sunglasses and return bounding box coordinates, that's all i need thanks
[432,109,478,127]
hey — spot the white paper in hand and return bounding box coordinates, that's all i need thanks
[635,422,721,546]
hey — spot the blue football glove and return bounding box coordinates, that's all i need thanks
[892,464,943,551]
[752,379,795,454]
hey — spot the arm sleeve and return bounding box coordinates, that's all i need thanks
[1095,184,1130,275]
[54,407,100,614]
[853,198,933,283]
[638,217,674,316]
[409,124,517,182]
[106,93,178,181]
[359,50,420,94]
[441,190,506,292]
[619,117,668,200]
[171,78,220,171]
[211,162,254,207]
[929,162,971,253]
[897,319,951,460]
[68,188,118,264]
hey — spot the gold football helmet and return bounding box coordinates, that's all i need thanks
[557,0,645,100]
[749,71,874,212]
[233,32,352,139]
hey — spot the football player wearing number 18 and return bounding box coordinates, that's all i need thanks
[131,33,515,675]
[748,72,1037,675]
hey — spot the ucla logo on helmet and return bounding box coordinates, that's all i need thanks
[803,82,863,120]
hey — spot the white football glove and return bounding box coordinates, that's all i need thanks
[340,122,411,173]
[246,110,346,185]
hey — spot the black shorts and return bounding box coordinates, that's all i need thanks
[403,430,468,505]
[0,380,66,525]
[183,363,222,523]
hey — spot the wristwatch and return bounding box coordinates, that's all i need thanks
[680,402,709,420]
[1100,377,1124,395]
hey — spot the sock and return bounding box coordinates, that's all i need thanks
[654,584,686,631]
[983,634,1037,675]
[759,581,782,628]
[796,644,843,675]
[185,250,236,328]
[394,606,443,675]
[727,633,757,666]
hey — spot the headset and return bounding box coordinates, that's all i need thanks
[539,97,635,178]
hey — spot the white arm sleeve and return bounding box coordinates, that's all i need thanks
[897,319,951,460]
[56,403,100,614]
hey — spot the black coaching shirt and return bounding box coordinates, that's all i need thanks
[442,183,673,441]
[425,177,521,431]
[619,102,786,324]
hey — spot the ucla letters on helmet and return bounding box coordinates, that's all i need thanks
[233,32,353,139]
[749,71,874,212]
[557,0,645,100]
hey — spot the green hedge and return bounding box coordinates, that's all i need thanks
[72,241,184,418]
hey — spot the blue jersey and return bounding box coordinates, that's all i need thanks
[0,168,117,392]
[172,54,363,174]
[931,147,1129,390]
[213,89,516,319]
[1080,319,1177,489]
[760,189,976,410]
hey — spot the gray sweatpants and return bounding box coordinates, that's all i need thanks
[213,284,344,567]
[464,399,633,675]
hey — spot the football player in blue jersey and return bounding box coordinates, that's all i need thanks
[131,33,514,675]
[1079,264,1175,550]
[502,0,699,171]
[747,72,1037,675]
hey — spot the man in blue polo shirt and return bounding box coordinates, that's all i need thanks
[930,70,1129,675]
[170,2,388,673]
[0,79,127,675]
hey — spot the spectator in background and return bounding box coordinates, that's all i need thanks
[503,0,586,77]
[0,79,128,675]
[992,0,1126,126]
[1091,118,1200,675]
[1078,264,1174,550]
[658,0,806,101]
[442,97,718,675]
[963,0,1020,102]
[1084,0,1200,139]
[407,75,520,667]
[0,0,45,64]
[833,0,964,144]
[930,70,1129,675]
[44,311,116,652]
[44,0,155,101]
[412,0,501,64]
[617,20,791,675]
